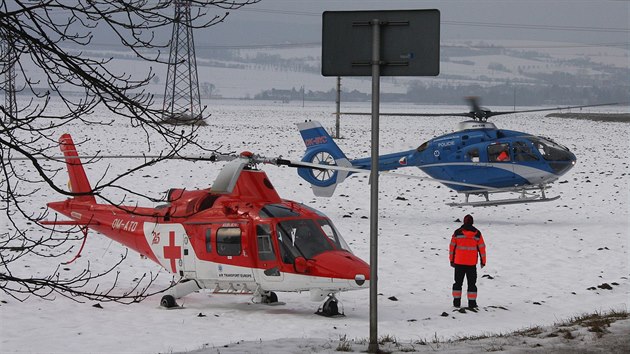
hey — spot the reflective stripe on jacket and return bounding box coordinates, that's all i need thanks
[449,225,486,266]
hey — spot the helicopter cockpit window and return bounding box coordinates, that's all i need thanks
[276,219,334,260]
[276,222,303,263]
[488,143,511,162]
[256,225,276,261]
[416,141,430,152]
[297,204,352,252]
[513,141,539,161]
[317,219,352,253]
[216,227,241,256]
[528,137,572,161]
[466,148,480,163]
[259,204,300,218]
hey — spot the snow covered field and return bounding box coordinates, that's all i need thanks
[1,100,628,353]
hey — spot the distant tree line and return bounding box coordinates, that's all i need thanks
[254,83,629,106]
[254,87,370,102]
[405,83,630,106]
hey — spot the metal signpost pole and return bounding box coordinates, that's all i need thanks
[368,18,381,354]
[321,10,439,353]
[335,76,341,138]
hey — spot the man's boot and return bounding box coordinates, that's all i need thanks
[453,298,461,308]
[468,300,478,309]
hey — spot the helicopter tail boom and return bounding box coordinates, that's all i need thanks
[59,134,96,203]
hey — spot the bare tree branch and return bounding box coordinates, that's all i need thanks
[0,0,259,303]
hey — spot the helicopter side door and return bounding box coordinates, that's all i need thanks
[486,142,516,183]
[511,140,547,183]
[513,140,540,163]
[253,223,284,283]
[458,146,491,185]
[183,224,219,282]
[181,233,197,279]
[213,223,256,283]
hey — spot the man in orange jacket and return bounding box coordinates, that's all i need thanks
[449,214,486,309]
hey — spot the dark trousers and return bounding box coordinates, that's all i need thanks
[452,265,478,301]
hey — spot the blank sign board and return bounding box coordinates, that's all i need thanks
[322,9,440,77]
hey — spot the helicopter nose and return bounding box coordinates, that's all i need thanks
[547,148,577,176]
[309,251,370,288]
[550,161,575,176]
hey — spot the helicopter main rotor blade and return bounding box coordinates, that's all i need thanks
[6,153,228,162]
[482,102,618,118]
[7,154,170,161]
[339,102,617,119]
[339,112,472,117]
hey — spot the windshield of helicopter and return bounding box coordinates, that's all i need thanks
[275,219,350,260]
[527,137,572,161]
[295,203,352,252]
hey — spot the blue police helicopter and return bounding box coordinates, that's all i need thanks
[295,98,613,207]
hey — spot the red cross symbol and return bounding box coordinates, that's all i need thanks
[163,231,181,273]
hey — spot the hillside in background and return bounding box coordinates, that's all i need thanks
[204,39,630,105]
[20,39,630,106]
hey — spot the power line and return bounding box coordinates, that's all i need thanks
[195,42,321,49]
[443,42,630,49]
[240,7,629,33]
[239,8,320,16]
[84,41,629,50]
[443,20,630,33]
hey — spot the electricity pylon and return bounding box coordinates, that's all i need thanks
[162,1,204,125]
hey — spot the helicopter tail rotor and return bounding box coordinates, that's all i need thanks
[296,121,353,197]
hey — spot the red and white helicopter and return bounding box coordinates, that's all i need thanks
[43,134,369,316]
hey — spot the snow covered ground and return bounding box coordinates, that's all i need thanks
[1,100,628,353]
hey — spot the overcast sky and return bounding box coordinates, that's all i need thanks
[201,0,629,46]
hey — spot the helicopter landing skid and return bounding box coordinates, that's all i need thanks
[448,186,560,207]
[449,194,560,207]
